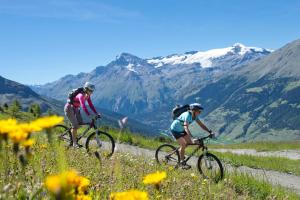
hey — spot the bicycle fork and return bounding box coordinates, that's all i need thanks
[203,148,212,169]
[95,130,103,147]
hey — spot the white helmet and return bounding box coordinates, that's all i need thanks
[84,82,95,92]
[189,103,204,111]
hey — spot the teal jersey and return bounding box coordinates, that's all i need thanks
[170,111,200,132]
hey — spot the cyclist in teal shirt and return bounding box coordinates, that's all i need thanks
[170,103,213,169]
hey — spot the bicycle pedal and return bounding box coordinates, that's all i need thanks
[181,165,192,170]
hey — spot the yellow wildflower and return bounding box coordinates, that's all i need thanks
[110,189,148,200]
[143,171,166,185]
[30,116,64,130]
[18,123,42,133]
[67,170,90,193]
[21,138,35,148]
[190,173,197,179]
[8,130,28,143]
[65,170,79,185]
[77,177,90,193]
[45,170,90,197]
[168,166,174,171]
[65,170,90,191]
[45,175,62,194]
[0,119,18,135]
[40,144,48,149]
[76,195,92,200]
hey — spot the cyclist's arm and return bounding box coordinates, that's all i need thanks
[87,96,98,115]
[196,119,212,134]
[78,93,91,116]
[183,121,193,137]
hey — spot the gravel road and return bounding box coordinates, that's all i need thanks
[111,142,300,195]
[211,149,300,160]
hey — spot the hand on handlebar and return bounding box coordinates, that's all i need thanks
[209,132,218,138]
[96,113,102,119]
[91,113,101,121]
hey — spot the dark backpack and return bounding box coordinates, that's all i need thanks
[68,87,84,104]
[172,104,190,120]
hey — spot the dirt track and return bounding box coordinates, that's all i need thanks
[112,142,300,195]
[211,148,300,160]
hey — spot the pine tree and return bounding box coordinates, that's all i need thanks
[28,104,41,117]
[9,100,22,117]
[3,103,8,110]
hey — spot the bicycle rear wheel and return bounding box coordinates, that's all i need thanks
[197,152,224,182]
[86,130,115,159]
[155,144,180,166]
[52,124,72,146]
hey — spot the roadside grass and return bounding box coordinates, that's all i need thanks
[50,115,300,153]
[105,127,300,153]
[1,131,299,200]
[1,111,300,199]
[36,123,300,178]
[77,126,170,150]
[208,141,300,151]
[212,151,300,176]
[228,172,299,200]
[103,128,300,177]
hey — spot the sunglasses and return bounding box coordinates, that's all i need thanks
[86,89,93,94]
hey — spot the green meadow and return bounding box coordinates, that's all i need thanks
[0,109,299,199]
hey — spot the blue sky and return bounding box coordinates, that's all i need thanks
[1,0,300,85]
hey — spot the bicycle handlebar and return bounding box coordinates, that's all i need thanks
[195,134,215,142]
[93,115,101,120]
[85,115,101,127]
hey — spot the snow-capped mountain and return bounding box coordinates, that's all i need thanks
[31,43,273,136]
[92,43,272,76]
[107,53,156,75]
[147,43,272,68]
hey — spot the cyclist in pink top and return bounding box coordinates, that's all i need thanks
[64,82,101,148]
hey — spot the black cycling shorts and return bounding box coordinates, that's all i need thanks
[171,130,187,139]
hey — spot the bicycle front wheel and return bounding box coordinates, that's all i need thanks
[155,144,180,166]
[197,152,224,182]
[52,124,72,146]
[86,131,115,158]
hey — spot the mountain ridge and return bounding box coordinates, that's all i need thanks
[30,41,300,141]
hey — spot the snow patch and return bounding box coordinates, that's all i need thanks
[126,63,137,73]
[147,43,272,68]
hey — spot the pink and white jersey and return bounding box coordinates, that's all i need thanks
[72,93,97,116]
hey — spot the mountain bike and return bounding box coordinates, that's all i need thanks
[53,116,115,158]
[155,134,224,182]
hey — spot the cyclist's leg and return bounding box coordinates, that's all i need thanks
[177,137,187,161]
[176,132,193,169]
[76,109,84,125]
[183,133,193,145]
[171,131,188,161]
[170,131,192,169]
[64,104,80,145]
[183,134,203,147]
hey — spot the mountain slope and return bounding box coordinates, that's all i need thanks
[191,39,300,141]
[31,44,271,132]
[0,75,63,113]
[0,76,158,136]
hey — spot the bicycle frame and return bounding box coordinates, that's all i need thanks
[176,135,211,163]
[156,134,223,181]
[76,118,98,142]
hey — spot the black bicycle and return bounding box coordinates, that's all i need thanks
[53,116,115,158]
[155,135,224,182]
